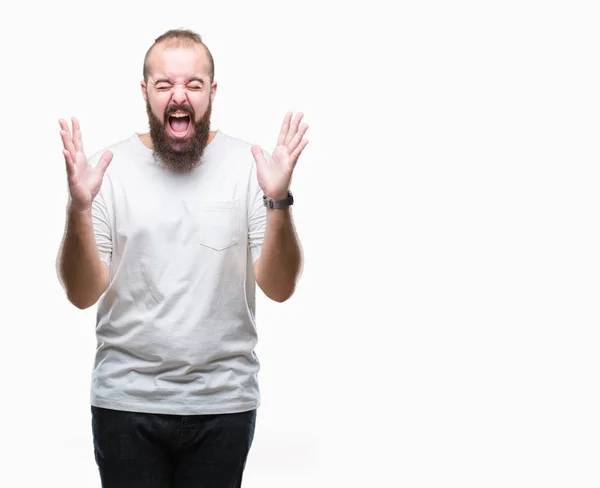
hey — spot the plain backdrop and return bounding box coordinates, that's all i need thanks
[1,0,599,487]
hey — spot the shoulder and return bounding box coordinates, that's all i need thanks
[215,131,270,168]
[87,134,146,171]
[218,131,253,156]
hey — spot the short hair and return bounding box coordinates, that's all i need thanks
[143,28,215,83]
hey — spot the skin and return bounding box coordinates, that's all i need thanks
[57,41,309,307]
[251,111,309,301]
[56,117,112,308]
[139,42,217,152]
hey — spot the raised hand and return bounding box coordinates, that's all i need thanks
[251,112,309,200]
[59,117,113,212]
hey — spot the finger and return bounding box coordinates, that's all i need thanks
[63,150,77,183]
[250,145,267,165]
[58,118,71,137]
[287,123,309,153]
[60,129,76,157]
[277,112,293,146]
[63,149,73,172]
[72,117,84,153]
[285,112,304,145]
[59,119,74,150]
[95,150,114,177]
[290,139,309,165]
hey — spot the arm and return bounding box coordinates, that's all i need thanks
[254,207,303,302]
[57,205,109,309]
[250,112,309,303]
[56,117,113,309]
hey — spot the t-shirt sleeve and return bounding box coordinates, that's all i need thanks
[92,189,112,266]
[248,157,267,264]
[87,150,113,266]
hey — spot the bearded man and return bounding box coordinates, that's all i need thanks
[57,28,308,488]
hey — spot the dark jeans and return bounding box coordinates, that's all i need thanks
[91,405,257,488]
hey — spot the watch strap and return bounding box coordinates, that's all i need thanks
[263,191,294,209]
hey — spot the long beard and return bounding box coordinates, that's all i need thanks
[146,99,212,173]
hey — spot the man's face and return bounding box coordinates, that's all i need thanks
[142,43,216,172]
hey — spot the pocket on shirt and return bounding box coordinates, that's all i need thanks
[195,200,241,251]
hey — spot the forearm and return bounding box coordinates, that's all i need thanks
[255,208,302,302]
[57,205,109,309]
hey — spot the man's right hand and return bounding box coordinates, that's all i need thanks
[59,117,113,212]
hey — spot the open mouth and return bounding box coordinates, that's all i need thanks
[168,112,192,137]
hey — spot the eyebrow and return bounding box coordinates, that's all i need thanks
[153,78,172,85]
[152,77,205,85]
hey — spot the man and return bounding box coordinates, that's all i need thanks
[56,28,308,488]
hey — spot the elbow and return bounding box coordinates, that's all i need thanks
[254,260,300,303]
[268,284,296,303]
[72,300,95,310]
[65,289,101,310]
[67,294,96,310]
[59,264,108,310]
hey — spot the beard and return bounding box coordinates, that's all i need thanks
[146,98,212,173]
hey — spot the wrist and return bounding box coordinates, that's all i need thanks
[264,191,289,201]
[263,190,293,209]
[68,201,92,216]
[266,206,292,226]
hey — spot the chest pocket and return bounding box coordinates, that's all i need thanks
[195,200,241,251]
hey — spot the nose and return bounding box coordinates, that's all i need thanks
[171,85,187,105]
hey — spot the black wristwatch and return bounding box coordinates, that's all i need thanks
[263,191,294,209]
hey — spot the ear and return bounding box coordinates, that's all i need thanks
[141,80,148,101]
[210,81,218,102]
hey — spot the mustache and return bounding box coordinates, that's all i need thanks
[165,105,195,119]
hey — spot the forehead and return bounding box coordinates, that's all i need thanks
[147,43,211,80]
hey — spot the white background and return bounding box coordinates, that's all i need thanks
[1,0,599,486]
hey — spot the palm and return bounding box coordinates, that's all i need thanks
[59,118,112,211]
[69,152,104,207]
[251,112,309,200]
[256,145,292,195]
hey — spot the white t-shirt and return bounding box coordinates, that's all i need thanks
[87,130,267,415]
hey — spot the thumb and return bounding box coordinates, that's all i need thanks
[96,150,114,177]
[251,145,267,165]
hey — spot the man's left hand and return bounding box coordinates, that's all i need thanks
[251,112,309,200]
